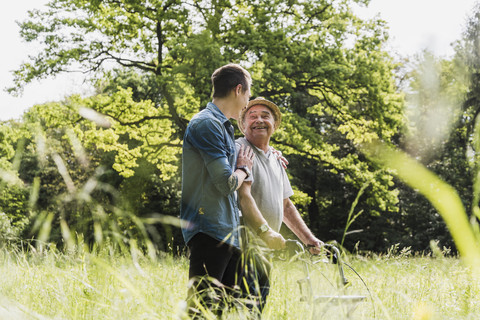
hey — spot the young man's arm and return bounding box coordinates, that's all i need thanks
[190,119,253,196]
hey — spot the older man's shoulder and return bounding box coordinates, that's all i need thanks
[235,137,248,145]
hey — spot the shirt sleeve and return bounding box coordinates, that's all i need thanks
[188,118,237,196]
[281,165,294,199]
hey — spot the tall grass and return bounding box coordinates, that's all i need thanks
[0,246,478,319]
[362,140,480,272]
[0,246,188,320]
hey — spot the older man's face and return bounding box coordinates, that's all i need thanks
[243,105,275,140]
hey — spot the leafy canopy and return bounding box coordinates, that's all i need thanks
[9,0,405,247]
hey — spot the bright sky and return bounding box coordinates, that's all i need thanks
[1,0,479,121]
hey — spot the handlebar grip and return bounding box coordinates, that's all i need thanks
[285,240,338,264]
[285,239,304,256]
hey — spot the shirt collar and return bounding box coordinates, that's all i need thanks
[207,102,229,124]
[247,140,272,158]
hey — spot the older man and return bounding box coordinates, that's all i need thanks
[236,97,323,314]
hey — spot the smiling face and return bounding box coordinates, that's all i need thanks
[243,104,276,141]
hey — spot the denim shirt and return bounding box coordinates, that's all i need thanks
[180,102,240,248]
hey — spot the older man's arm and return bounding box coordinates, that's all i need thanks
[238,182,286,250]
[283,198,323,253]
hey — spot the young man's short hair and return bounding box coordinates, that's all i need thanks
[211,63,251,98]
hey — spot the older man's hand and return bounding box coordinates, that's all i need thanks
[307,238,324,255]
[260,229,286,250]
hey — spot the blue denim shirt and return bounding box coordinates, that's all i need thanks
[180,102,240,248]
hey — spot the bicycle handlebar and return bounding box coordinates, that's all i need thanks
[284,239,348,286]
[284,240,373,316]
[285,239,338,263]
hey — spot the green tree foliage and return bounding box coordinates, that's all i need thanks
[0,97,181,253]
[380,3,480,253]
[457,5,480,222]
[8,0,406,251]
[0,124,18,170]
[384,52,470,252]
[0,122,31,240]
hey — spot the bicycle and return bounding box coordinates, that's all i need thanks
[281,240,375,319]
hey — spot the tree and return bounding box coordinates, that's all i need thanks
[0,121,32,242]
[456,4,480,222]
[399,6,480,234]
[10,0,405,251]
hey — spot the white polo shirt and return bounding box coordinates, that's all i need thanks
[236,137,294,232]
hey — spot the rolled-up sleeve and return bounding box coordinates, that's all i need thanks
[206,158,238,195]
[188,118,237,196]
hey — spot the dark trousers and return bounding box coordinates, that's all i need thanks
[240,228,272,316]
[241,247,271,314]
[187,233,243,317]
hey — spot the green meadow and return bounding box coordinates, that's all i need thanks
[0,246,478,320]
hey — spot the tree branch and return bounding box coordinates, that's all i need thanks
[106,114,175,126]
[100,51,156,72]
[105,0,157,15]
[145,140,182,149]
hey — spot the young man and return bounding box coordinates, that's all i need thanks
[237,97,324,314]
[180,63,255,317]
